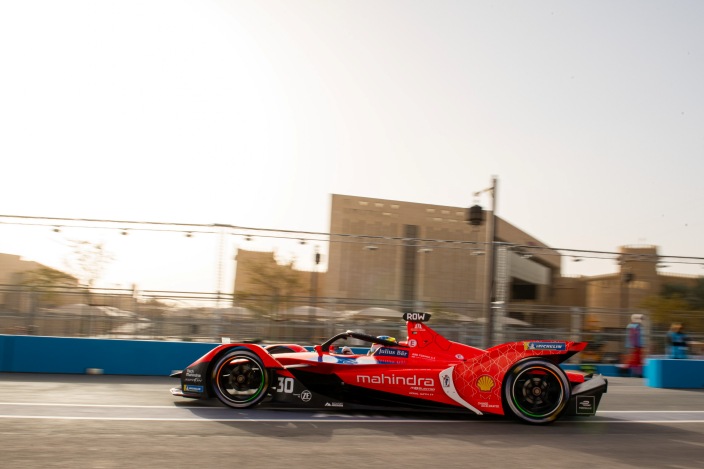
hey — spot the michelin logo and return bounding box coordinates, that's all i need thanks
[524,342,567,351]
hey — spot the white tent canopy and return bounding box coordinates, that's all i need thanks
[347,307,404,321]
[279,306,337,321]
[472,316,531,327]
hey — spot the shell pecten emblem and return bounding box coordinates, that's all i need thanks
[476,375,495,392]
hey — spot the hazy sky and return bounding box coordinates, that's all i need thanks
[1,1,703,292]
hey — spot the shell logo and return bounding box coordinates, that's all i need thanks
[476,375,495,392]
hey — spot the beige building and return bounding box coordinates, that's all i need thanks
[0,254,43,309]
[0,253,79,311]
[325,194,560,316]
[233,194,700,330]
[0,253,43,284]
[582,245,698,328]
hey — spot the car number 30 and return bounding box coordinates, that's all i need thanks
[276,377,295,393]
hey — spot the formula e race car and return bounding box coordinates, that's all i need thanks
[171,312,607,424]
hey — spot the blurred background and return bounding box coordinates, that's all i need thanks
[2,2,704,364]
[2,193,702,361]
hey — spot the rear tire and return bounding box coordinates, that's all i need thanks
[211,350,269,409]
[504,359,570,424]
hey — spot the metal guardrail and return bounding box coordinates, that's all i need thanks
[1,285,702,362]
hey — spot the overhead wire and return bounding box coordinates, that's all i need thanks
[2,214,704,266]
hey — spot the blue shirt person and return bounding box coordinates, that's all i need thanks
[667,323,688,359]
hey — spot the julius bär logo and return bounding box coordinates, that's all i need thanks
[375,348,409,358]
[476,375,495,392]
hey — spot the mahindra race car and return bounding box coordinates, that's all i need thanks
[171,312,607,424]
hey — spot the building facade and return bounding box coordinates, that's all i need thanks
[325,194,561,316]
[232,194,700,332]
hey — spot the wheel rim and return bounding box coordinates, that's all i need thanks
[511,365,566,420]
[215,355,266,406]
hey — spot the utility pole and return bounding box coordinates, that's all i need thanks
[309,246,321,323]
[468,175,498,348]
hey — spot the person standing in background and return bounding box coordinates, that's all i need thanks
[625,314,644,377]
[667,322,689,359]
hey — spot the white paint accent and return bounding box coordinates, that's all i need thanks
[354,356,377,364]
[439,366,483,415]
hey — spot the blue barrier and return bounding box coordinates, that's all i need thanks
[0,335,219,376]
[4,335,701,389]
[645,358,704,389]
[0,336,372,376]
[564,359,704,388]
[561,363,627,377]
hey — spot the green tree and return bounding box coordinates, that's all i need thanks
[688,278,704,310]
[22,266,77,287]
[64,240,114,288]
[236,259,306,317]
[21,266,78,307]
[640,295,689,327]
[641,280,704,333]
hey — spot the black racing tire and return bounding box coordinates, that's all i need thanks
[503,359,570,425]
[211,350,269,409]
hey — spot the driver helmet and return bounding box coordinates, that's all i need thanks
[368,335,397,355]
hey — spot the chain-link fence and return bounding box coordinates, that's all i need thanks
[1,284,701,363]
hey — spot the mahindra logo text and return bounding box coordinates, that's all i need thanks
[357,374,435,387]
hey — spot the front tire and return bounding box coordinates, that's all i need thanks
[211,350,269,409]
[504,359,570,424]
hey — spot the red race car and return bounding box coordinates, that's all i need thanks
[171,312,607,424]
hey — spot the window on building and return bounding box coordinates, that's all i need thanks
[511,279,538,300]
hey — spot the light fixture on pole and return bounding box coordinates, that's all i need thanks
[309,246,322,325]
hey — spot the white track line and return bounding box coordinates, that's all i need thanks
[0,403,702,423]
[0,415,702,423]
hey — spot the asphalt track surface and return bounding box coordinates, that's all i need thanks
[0,373,702,468]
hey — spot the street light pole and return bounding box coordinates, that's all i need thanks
[468,176,498,349]
[307,246,322,323]
[484,176,497,348]
[621,270,634,312]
